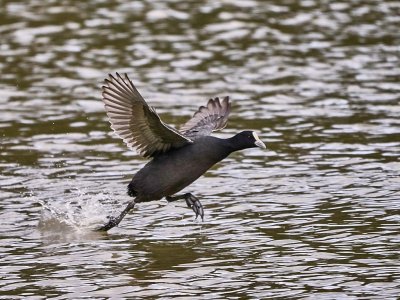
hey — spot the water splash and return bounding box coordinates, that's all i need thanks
[35,188,123,232]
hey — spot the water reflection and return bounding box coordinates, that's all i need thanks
[1,0,400,298]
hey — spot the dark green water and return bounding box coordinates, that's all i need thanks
[1,0,399,299]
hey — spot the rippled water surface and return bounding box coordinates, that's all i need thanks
[1,0,400,298]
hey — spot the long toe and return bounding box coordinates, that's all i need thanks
[188,196,204,221]
[194,200,204,221]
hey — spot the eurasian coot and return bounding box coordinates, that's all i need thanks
[98,73,266,231]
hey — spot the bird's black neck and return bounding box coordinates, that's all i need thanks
[224,135,250,152]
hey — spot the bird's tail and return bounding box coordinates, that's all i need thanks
[127,182,137,197]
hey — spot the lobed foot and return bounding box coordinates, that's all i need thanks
[185,194,204,221]
[166,193,205,221]
[95,201,136,232]
[96,216,119,231]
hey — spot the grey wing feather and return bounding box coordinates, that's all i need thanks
[102,73,192,157]
[180,96,231,140]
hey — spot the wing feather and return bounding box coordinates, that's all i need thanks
[102,73,192,157]
[180,96,231,140]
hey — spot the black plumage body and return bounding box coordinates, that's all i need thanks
[129,136,234,202]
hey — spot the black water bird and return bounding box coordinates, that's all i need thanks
[98,73,266,231]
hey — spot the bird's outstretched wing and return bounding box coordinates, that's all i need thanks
[102,73,192,157]
[180,96,231,140]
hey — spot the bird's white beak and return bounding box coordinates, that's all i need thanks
[253,132,266,149]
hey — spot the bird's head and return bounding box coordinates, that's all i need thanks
[231,130,266,150]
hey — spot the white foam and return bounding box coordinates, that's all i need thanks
[36,189,121,232]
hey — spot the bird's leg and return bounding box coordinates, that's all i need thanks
[166,193,204,221]
[96,201,136,231]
